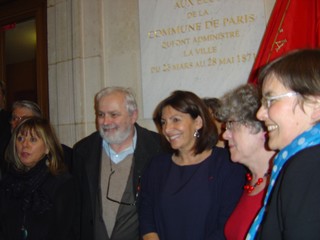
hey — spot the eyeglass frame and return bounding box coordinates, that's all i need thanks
[225,120,244,132]
[11,115,28,123]
[261,92,298,109]
[106,169,141,206]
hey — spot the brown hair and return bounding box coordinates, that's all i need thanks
[153,90,217,155]
[259,49,320,99]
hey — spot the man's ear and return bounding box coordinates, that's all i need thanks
[131,110,138,123]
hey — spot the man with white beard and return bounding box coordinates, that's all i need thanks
[73,87,165,240]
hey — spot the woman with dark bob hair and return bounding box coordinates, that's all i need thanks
[139,90,245,240]
[0,117,78,239]
[247,49,320,239]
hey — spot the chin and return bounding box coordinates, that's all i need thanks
[267,141,279,151]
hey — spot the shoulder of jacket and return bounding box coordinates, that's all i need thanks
[73,131,101,148]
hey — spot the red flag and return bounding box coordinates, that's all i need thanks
[248,0,320,84]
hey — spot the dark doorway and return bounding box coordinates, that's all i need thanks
[0,0,48,119]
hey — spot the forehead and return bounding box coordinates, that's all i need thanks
[262,75,290,95]
[13,107,34,116]
[98,92,127,111]
[162,105,187,118]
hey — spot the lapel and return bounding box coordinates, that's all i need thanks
[84,133,103,211]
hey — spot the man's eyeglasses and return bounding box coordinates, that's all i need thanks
[261,92,298,109]
[106,169,140,206]
[11,115,27,123]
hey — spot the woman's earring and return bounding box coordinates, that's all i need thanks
[193,129,200,138]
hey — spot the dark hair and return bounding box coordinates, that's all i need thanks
[6,117,65,174]
[203,97,221,115]
[259,49,320,100]
[0,80,6,106]
[153,90,217,155]
[215,84,263,133]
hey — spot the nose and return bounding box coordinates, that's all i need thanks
[11,121,18,130]
[162,122,171,136]
[11,119,21,130]
[20,138,30,147]
[256,105,267,121]
[222,128,231,140]
[101,115,112,125]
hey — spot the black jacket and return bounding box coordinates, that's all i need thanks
[72,123,164,240]
[0,160,78,240]
[257,144,320,239]
[0,109,11,176]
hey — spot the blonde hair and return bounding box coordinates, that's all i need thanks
[6,117,65,174]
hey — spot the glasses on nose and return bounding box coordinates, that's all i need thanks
[11,115,26,123]
[106,169,140,206]
[225,120,243,132]
[261,92,298,109]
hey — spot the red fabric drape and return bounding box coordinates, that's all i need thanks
[248,0,320,84]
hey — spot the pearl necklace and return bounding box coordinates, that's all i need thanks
[244,171,269,193]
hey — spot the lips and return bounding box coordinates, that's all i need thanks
[20,152,30,159]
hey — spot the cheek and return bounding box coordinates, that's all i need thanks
[98,117,106,125]
[15,144,21,153]
[36,145,47,155]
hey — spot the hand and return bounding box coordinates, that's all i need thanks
[142,232,160,240]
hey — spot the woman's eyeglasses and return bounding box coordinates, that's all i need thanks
[261,92,298,109]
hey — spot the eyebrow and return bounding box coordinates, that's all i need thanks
[262,90,274,97]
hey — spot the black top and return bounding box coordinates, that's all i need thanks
[139,147,245,239]
[0,159,78,240]
[0,109,11,176]
[257,144,320,239]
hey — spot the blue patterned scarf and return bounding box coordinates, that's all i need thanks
[246,123,320,240]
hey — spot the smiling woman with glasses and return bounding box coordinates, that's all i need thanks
[246,49,320,240]
[215,83,276,240]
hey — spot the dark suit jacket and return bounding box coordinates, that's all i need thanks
[62,144,73,172]
[0,109,11,176]
[257,144,320,240]
[72,123,164,240]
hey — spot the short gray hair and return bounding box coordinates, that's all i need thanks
[215,84,263,133]
[12,100,42,117]
[95,86,138,115]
